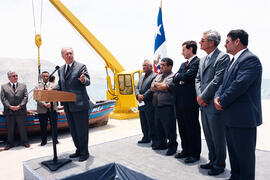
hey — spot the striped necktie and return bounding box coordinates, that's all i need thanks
[204,56,210,68]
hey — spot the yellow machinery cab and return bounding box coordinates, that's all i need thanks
[107,70,141,119]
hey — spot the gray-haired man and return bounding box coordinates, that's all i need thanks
[195,30,229,176]
[1,71,30,150]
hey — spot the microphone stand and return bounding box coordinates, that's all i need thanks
[41,81,71,171]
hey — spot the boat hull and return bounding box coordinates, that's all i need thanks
[0,100,115,139]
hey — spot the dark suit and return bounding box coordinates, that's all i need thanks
[54,61,93,157]
[216,49,262,180]
[1,82,28,146]
[135,71,157,143]
[173,56,201,158]
[195,49,230,170]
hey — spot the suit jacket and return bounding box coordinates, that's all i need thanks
[173,56,200,109]
[215,49,262,127]
[35,82,57,114]
[195,48,230,113]
[1,82,28,116]
[135,71,157,111]
[53,61,93,112]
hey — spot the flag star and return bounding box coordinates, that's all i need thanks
[155,24,162,39]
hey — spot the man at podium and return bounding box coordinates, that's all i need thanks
[53,47,92,162]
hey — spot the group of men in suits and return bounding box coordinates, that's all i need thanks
[136,58,179,156]
[1,47,92,163]
[136,29,262,180]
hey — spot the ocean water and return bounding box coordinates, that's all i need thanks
[0,82,107,111]
[0,79,270,111]
[262,79,270,99]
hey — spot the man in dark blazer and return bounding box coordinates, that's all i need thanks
[53,47,93,162]
[1,71,30,150]
[214,29,262,180]
[195,30,230,176]
[173,41,201,163]
[135,60,157,145]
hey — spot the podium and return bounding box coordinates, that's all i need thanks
[33,90,76,171]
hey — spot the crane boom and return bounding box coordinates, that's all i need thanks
[49,0,140,119]
[49,0,125,74]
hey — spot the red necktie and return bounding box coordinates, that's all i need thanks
[185,60,189,67]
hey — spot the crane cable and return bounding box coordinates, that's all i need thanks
[32,0,43,83]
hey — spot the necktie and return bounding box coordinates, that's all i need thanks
[228,57,235,70]
[140,73,149,88]
[185,60,189,67]
[204,56,210,68]
[13,84,16,91]
[65,65,70,78]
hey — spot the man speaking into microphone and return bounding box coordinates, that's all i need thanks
[53,47,93,162]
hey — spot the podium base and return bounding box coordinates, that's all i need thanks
[42,158,72,171]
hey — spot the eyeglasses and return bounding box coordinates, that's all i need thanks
[12,75,18,78]
[225,40,232,44]
[160,63,167,67]
[200,38,209,43]
[42,75,49,77]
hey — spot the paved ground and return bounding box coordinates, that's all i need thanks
[23,135,270,180]
[1,100,270,180]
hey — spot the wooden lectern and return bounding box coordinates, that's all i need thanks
[34,90,76,171]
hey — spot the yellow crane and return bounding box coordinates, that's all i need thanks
[48,0,140,119]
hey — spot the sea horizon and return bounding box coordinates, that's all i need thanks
[0,79,270,111]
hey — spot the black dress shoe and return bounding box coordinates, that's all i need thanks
[184,157,200,163]
[166,148,176,156]
[208,168,224,176]
[137,139,150,144]
[152,145,167,150]
[174,152,188,159]
[40,141,47,146]
[69,152,80,158]
[200,162,213,169]
[79,154,89,162]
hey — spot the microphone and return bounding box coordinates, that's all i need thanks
[48,66,60,80]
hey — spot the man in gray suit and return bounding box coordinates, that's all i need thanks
[53,47,92,162]
[1,71,30,150]
[135,60,157,146]
[195,30,229,175]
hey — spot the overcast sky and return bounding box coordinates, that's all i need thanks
[1,0,270,78]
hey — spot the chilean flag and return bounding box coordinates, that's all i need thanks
[154,3,167,60]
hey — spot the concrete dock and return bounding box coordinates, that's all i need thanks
[1,100,270,179]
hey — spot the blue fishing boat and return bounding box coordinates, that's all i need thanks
[0,100,115,139]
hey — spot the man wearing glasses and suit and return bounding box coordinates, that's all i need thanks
[53,47,93,162]
[1,71,30,150]
[195,30,229,176]
[214,29,262,180]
